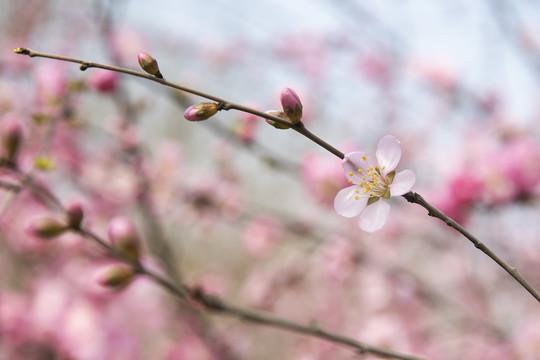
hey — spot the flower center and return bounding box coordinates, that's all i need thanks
[349,164,393,201]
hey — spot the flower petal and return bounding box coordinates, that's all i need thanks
[376,135,401,174]
[342,152,373,183]
[334,186,368,218]
[389,169,416,196]
[358,200,390,233]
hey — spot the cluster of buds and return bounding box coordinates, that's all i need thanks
[27,206,142,290]
[264,87,303,129]
[181,87,303,131]
[95,217,142,290]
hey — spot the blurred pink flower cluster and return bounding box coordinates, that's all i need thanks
[435,134,540,224]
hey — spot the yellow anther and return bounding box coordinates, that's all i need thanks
[362,155,367,161]
[348,180,353,184]
[354,189,359,193]
[358,169,363,174]
[363,188,368,193]
[354,196,359,200]
[349,172,353,177]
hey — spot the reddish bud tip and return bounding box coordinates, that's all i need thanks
[137,52,163,78]
[108,217,141,262]
[66,199,84,229]
[264,110,291,129]
[280,88,303,124]
[26,216,68,239]
[184,102,219,122]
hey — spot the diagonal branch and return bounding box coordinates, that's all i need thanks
[13,47,540,304]
[403,191,540,302]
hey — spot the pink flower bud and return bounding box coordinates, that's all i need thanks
[108,217,141,262]
[264,110,290,129]
[66,199,84,229]
[96,264,136,290]
[137,52,163,78]
[184,102,219,122]
[26,216,68,239]
[280,88,303,124]
[2,120,23,161]
[87,69,118,93]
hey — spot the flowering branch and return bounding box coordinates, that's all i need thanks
[13,49,540,303]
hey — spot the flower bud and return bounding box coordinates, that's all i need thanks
[184,102,219,122]
[2,120,23,161]
[66,199,84,229]
[138,52,163,78]
[26,216,68,239]
[96,264,136,290]
[108,217,141,262]
[280,88,303,124]
[264,110,291,129]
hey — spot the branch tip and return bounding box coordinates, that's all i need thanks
[13,47,31,56]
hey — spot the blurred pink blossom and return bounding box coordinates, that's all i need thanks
[87,69,119,93]
[242,215,281,258]
[301,152,349,206]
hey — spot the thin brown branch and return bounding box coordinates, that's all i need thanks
[403,191,540,303]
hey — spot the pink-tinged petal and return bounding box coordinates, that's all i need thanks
[376,135,401,173]
[358,200,390,233]
[342,152,373,183]
[334,186,368,217]
[389,169,416,196]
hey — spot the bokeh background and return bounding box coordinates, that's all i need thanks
[2,0,540,359]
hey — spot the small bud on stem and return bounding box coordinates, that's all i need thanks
[137,52,163,78]
[96,264,136,290]
[2,121,23,162]
[66,199,84,229]
[184,102,219,122]
[264,110,291,129]
[280,88,303,124]
[108,217,141,263]
[26,217,68,239]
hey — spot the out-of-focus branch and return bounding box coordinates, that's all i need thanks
[74,226,427,360]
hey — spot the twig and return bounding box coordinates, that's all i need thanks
[403,191,540,303]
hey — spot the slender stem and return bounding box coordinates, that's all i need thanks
[403,192,540,302]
